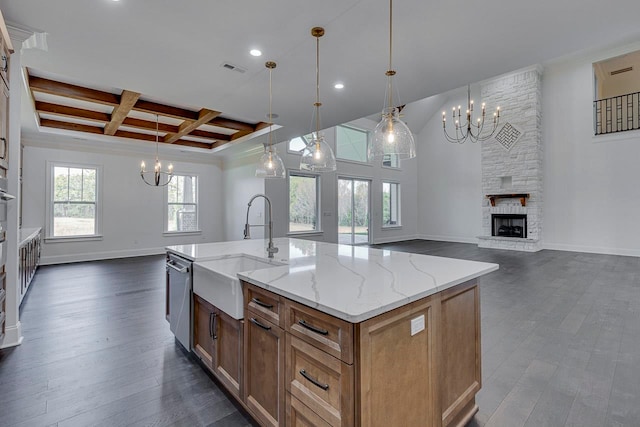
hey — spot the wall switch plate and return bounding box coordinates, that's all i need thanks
[411,315,425,336]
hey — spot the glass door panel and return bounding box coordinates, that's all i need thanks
[338,178,369,245]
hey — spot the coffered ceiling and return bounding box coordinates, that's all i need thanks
[3,0,640,155]
[25,68,268,151]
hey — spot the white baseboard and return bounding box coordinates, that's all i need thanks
[0,322,23,349]
[542,242,640,258]
[417,234,479,244]
[40,247,166,265]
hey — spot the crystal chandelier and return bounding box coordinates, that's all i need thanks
[369,0,416,162]
[300,27,337,172]
[442,84,501,143]
[140,114,174,186]
[256,61,285,178]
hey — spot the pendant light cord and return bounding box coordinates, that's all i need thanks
[155,114,159,161]
[268,66,273,148]
[315,33,321,137]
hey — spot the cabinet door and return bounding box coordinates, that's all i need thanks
[244,311,285,427]
[212,309,242,398]
[193,295,215,369]
[357,297,437,427]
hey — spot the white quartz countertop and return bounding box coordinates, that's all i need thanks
[167,238,498,323]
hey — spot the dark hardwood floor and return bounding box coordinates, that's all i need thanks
[1,241,639,426]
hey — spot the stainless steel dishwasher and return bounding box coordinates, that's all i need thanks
[166,252,192,351]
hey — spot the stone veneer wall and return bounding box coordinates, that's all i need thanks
[478,67,543,252]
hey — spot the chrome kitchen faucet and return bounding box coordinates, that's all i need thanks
[243,194,278,258]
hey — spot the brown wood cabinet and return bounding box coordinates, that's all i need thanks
[193,294,243,399]
[244,309,285,427]
[239,279,481,427]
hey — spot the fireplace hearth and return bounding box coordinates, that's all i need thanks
[492,214,527,238]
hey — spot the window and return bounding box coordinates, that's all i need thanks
[289,173,319,233]
[166,174,199,232]
[382,154,399,168]
[382,182,400,227]
[593,50,640,135]
[336,125,368,163]
[288,133,313,153]
[49,163,100,238]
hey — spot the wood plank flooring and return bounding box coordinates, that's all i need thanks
[1,241,639,426]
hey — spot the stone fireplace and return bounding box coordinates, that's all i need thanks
[477,67,543,252]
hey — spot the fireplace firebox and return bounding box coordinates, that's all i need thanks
[492,214,527,238]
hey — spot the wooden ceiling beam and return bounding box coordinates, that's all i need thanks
[164,108,221,144]
[121,117,177,133]
[190,129,231,141]
[29,76,120,106]
[35,101,110,123]
[40,118,216,149]
[208,117,256,132]
[132,99,200,121]
[173,139,214,150]
[104,90,141,135]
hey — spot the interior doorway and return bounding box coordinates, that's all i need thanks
[338,177,370,245]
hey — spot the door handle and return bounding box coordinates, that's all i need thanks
[250,317,271,331]
[167,261,188,273]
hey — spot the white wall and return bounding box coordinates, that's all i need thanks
[265,118,418,245]
[416,88,483,243]
[542,42,640,256]
[221,150,265,241]
[21,139,225,264]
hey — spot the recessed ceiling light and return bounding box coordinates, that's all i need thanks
[334,83,344,89]
[250,49,262,57]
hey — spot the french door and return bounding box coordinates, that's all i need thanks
[338,178,370,245]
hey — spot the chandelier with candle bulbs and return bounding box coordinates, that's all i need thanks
[140,114,174,186]
[442,85,501,144]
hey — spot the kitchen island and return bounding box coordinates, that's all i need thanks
[167,238,498,427]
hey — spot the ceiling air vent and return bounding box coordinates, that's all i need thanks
[221,62,247,73]
[610,66,633,76]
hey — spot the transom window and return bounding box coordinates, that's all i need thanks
[166,174,199,232]
[289,173,319,233]
[288,133,314,153]
[382,153,399,168]
[382,182,400,227]
[49,164,100,238]
[336,125,368,163]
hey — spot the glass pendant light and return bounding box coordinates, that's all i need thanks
[256,61,285,178]
[300,27,337,172]
[368,0,416,161]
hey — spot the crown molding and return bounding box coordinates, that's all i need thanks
[6,22,36,44]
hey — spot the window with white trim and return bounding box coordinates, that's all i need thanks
[289,173,319,233]
[382,153,399,168]
[48,163,100,238]
[288,133,314,154]
[166,174,199,232]
[336,125,368,163]
[382,182,400,227]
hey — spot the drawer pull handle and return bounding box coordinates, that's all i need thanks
[251,297,273,309]
[250,317,271,331]
[1,56,6,73]
[298,319,329,336]
[211,312,218,340]
[300,369,329,391]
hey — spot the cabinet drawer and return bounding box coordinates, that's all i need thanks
[244,282,284,328]
[286,334,353,427]
[285,299,354,364]
[287,393,332,427]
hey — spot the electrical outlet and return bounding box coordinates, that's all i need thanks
[410,315,425,336]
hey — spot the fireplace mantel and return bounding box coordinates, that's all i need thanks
[486,193,530,207]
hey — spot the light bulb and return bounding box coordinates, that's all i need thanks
[267,152,274,169]
[140,161,145,171]
[386,131,395,143]
[314,143,323,160]
[168,163,173,172]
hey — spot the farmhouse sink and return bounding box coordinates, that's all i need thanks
[192,254,285,319]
